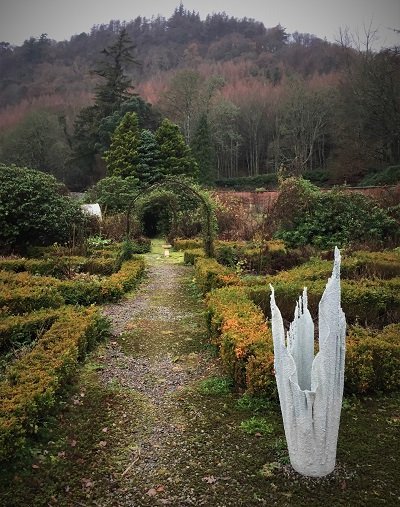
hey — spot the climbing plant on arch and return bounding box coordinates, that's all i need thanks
[127,178,217,257]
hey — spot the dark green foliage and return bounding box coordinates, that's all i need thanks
[136,129,162,186]
[273,177,398,249]
[191,114,215,184]
[86,175,140,214]
[103,112,141,178]
[72,29,138,184]
[276,188,399,249]
[215,173,278,190]
[0,164,84,252]
[93,28,138,115]
[156,119,198,179]
[359,165,400,186]
[96,96,161,154]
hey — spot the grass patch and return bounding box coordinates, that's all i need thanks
[197,376,233,395]
[235,393,272,412]
[240,416,274,435]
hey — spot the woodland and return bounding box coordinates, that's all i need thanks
[0,4,399,190]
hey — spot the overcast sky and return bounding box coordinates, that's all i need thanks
[0,0,399,49]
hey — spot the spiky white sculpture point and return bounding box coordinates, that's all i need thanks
[270,247,346,477]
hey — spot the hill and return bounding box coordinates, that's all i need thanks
[0,4,399,189]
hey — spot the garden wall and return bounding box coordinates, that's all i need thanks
[214,185,400,211]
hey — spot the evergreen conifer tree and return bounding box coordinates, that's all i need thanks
[191,114,215,184]
[72,29,138,184]
[103,112,140,178]
[155,119,198,180]
[136,129,162,187]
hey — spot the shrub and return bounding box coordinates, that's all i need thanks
[206,286,274,395]
[0,282,64,315]
[276,187,399,249]
[359,165,400,186]
[271,177,399,248]
[183,248,205,265]
[0,258,145,312]
[247,278,400,327]
[194,257,239,294]
[345,324,400,393]
[173,239,202,251]
[0,308,60,353]
[0,307,110,461]
[0,164,85,252]
[215,174,278,190]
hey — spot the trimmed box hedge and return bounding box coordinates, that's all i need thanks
[206,286,275,396]
[0,258,145,314]
[247,278,400,326]
[183,248,205,265]
[0,307,110,461]
[194,257,240,294]
[199,254,400,397]
[0,308,60,353]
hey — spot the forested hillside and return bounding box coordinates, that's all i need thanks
[0,3,399,190]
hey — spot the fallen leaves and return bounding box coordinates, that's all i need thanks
[146,485,165,497]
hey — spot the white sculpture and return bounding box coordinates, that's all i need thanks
[270,247,346,477]
[81,203,102,221]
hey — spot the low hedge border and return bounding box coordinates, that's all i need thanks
[206,286,275,397]
[194,257,240,294]
[0,307,110,461]
[0,258,146,314]
[183,248,205,265]
[345,324,400,394]
[0,256,116,277]
[199,255,400,397]
[247,278,400,327]
[0,308,61,353]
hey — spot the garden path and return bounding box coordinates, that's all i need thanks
[2,240,399,506]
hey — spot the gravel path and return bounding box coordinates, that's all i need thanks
[98,254,223,505]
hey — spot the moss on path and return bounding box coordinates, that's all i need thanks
[0,240,399,506]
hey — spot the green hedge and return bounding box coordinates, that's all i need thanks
[246,278,400,327]
[194,257,240,294]
[173,239,203,251]
[0,307,110,461]
[183,248,206,265]
[199,254,400,397]
[346,324,400,393]
[0,308,60,353]
[206,286,275,396]
[0,256,116,277]
[0,258,145,314]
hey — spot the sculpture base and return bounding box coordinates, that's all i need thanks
[290,459,335,478]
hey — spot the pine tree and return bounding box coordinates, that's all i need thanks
[191,114,215,184]
[72,28,138,184]
[155,119,198,179]
[93,28,138,117]
[103,112,140,178]
[136,129,162,187]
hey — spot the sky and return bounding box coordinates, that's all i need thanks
[0,0,399,49]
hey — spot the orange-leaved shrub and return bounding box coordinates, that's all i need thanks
[206,286,275,396]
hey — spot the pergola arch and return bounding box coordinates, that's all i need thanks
[127,178,215,257]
